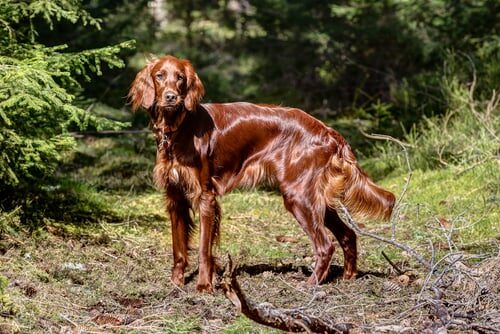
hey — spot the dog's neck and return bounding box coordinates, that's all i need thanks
[151,104,215,159]
[151,104,192,154]
[153,104,187,130]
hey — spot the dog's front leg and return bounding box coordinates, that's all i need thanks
[166,188,193,287]
[196,190,219,293]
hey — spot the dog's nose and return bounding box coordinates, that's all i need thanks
[165,92,177,103]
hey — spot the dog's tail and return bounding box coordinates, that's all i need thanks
[323,144,396,221]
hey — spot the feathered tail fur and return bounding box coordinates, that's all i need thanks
[323,144,396,221]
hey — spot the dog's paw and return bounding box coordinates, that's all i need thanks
[342,270,358,280]
[196,282,214,293]
[171,271,185,287]
[306,275,320,286]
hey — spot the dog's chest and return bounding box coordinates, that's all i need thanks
[153,151,202,208]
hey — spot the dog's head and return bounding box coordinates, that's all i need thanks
[128,55,204,125]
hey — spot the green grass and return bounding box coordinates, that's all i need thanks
[223,316,278,334]
[219,191,306,261]
[358,160,498,270]
[392,160,497,242]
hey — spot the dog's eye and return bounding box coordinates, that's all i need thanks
[155,73,164,81]
[177,74,184,82]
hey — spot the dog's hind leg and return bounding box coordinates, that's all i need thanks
[283,193,334,285]
[196,190,220,293]
[325,208,358,279]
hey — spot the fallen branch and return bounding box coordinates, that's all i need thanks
[348,131,432,269]
[220,256,354,333]
[69,129,150,138]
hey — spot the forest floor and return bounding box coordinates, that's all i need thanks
[1,133,498,333]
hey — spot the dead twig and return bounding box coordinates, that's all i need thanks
[340,205,432,270]
[381,251,404,275]
[456,156,496,176]
[351,131,432,269]
[358,130,414,243]
[358,131,413,211]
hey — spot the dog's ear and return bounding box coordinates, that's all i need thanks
[128,59,159,111]
[184,61,205,111]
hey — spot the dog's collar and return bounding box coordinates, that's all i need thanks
[155,126,177,161]
[158,131,174,151]
[152,104,187,157]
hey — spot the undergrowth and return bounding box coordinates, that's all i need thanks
[363,72,499,178]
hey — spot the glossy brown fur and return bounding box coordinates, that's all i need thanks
[129,55,396,292]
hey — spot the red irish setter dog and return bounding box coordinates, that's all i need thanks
[129,55,395,292]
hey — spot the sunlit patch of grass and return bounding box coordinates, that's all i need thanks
[159,316,202,334]
[389,161,498,243]
[217,190,309,262]
[105,192,166,228]
[222,316,278,333]
[360,160,498,270]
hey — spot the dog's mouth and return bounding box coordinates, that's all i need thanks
[155,102,181,115]
[155,103,185,124]
[157,99,183,111]
[163,104,178,112]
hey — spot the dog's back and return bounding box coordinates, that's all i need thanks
[202,102,395,221]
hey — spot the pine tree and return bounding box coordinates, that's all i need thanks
[0,1,133,211]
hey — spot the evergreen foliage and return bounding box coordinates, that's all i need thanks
[0,0,133,212]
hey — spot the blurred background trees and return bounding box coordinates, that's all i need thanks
[0,0,498,223]
[71,0,498,141]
